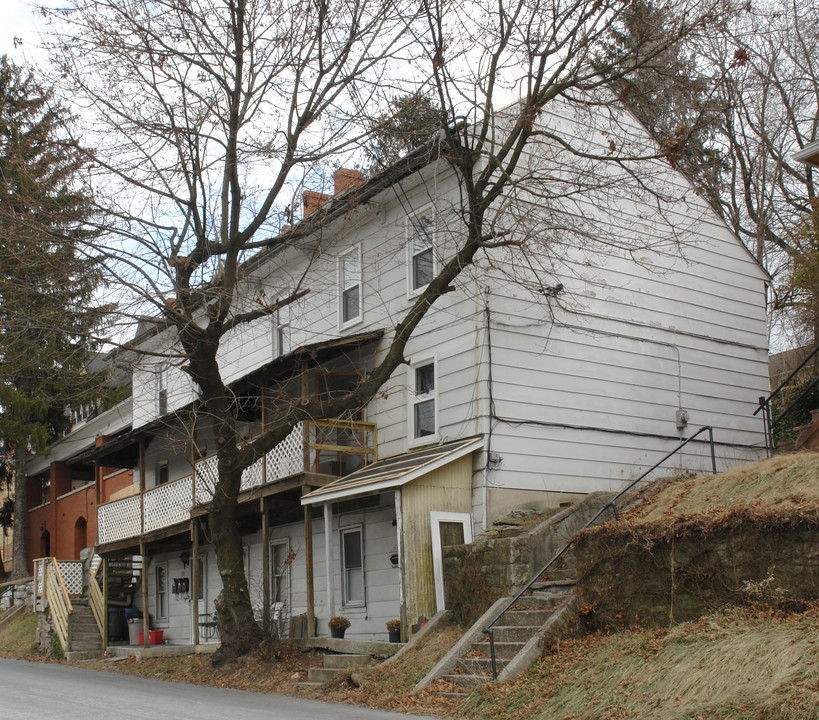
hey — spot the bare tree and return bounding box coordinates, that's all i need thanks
[694,0,818,346]
[41,0,719,660]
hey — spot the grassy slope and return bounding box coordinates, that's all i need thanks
[0,610,38,659]
[633,452,819,523]
[464,607,819,720]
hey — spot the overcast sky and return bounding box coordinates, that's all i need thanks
[2,1,51,68]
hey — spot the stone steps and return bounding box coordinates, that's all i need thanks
[305,651,374,683]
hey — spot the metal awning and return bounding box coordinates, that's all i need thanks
[301,435,484,505]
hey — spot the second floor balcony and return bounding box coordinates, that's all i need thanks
[97,419,377,547]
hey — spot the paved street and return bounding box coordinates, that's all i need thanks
[0,658,439,720]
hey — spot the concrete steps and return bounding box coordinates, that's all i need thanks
[304,652,375,684]
[415,550,580,698]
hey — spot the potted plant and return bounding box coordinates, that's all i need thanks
[329,615,350,639]
[386,619,401,643]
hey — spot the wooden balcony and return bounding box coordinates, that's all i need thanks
[97,420,377,546]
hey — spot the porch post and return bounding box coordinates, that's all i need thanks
[261,498,270,637]
[303,488,315,637]
[191,520,200,646]
[324,501,334,622]
[395,488,408,642]
[102,557,109,649]
[140,544,150,649]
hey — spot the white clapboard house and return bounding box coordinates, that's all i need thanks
[27,99,770,644]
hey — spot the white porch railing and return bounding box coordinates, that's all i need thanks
[97,420,376,545]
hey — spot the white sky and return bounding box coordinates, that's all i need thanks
[2,1,51,68]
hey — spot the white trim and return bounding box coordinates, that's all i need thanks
[301,437,484,505]
[408,354,439,448]
[430,511,473,612]
[338,243,363,330]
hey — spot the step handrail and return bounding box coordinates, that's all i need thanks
[482,426,717,680]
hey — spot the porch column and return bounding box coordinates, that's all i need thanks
[395,488,407,641]
[261,498,270,637]
[191,520,199,646]
[140,544,150,649]
[324,501,334,621]
[303,489,315,637]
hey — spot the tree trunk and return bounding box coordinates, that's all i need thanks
[12,445,28,578]
[209,468,259,664]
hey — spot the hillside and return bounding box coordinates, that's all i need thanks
[632,452,819,523]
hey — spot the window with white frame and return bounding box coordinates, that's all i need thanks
[410,358,437,441]
[157,365,168,415]
[339,246,362,326]
[275,299,291,356]
[271,539,291,609]
[155,563,168,621]
[409,213,435,293]
[156,461,169,486]
[341,526,364,606]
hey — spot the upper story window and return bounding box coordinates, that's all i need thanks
[156,461,169,486]
[275,300,291,356]
[339,245,362,327]
[409,213,435,294]
[157,366,168,415]
[410,357,437,443]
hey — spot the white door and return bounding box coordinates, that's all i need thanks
[430,511,473,613]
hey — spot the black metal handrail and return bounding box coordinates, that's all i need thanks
[482,426,717,680]
[755,344,819,453]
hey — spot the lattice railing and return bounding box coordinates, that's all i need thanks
[267,424,305,479]
[95,419,375,544]
[195,454,218,505]
[98,494,143,544]
[144,475,193,533]
[240,456,265,491]
[56,560,83,596]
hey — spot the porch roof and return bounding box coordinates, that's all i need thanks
[300,435,484,505]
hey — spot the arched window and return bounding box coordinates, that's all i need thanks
[74,517,88,559]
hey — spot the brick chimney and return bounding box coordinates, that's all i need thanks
[333,167,365,195]
[302,190,330,217]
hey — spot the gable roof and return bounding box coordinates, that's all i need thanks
[301,435,484,505]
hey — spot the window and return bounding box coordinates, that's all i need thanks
[339,246,362,326]
[411,359,437,441]
[271,539,291,608]
[157,366,168,415]
[341,526,364,606]
[156,461,169,486]
[409,213,435,293]
[155,563,168,620]
[275,300,291,355]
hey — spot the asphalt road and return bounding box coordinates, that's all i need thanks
[0,657,440,720]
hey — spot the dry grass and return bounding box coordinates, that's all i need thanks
[633,452,819,523]
[465,606,819,720]
[297,618,466,717]
[0,610,39,659]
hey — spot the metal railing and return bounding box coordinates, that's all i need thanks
[483,426,717,680]
[755,344,819,454]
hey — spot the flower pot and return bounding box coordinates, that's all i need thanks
[388,627,401,643]
[330,627,346,639]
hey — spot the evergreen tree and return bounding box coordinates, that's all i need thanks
[0,56,110,577]
[600,0,724,187]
